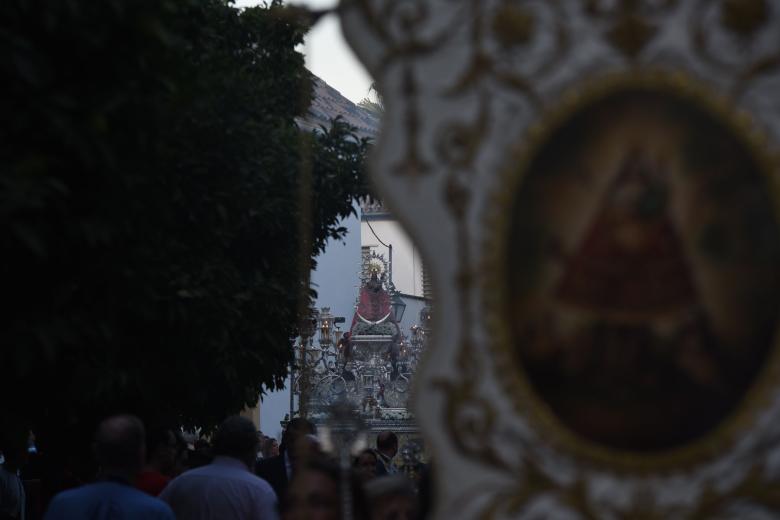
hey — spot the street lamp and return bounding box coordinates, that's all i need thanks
[319,307,334,345]
[294,307,320,419]
[391,292,407,323]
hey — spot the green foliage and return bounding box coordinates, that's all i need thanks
[358,82,384,116]
[357,98,383,117]
[0,0,370,440]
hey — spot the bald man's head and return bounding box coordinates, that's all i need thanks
[94,414,146,477]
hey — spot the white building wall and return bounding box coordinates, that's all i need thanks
[360,216,424,298]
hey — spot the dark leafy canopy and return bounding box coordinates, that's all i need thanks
[0,0,371,441]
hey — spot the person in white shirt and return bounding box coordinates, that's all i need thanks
[161,416,278,519]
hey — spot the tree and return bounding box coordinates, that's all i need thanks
[358,82,384,116]
[0,0,371,455]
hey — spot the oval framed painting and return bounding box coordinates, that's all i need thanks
[485,72,780,468]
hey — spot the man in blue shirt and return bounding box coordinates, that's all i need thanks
[45,415,174,520]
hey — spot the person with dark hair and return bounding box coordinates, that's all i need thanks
[353,449,378,482]
[160,415,277,519]
[186,438,213,470]
[365,475,417,520]
[261,437,280,460]
[44,415,174,519]
[374,432,398,476]
[135,427,177,496]
[282,457,369,520]
[255,417,317,501]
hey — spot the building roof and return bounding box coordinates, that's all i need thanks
[297,75,380,140]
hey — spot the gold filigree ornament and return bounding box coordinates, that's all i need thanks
[690,0,780,97]
[479,69,780,516]
[605,13,656,59]
[491,4,535,48]
[340,0,780,516]
[583,0,678,60]
[720,0,769,37]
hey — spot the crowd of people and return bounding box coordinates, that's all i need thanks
[0,415,430,519]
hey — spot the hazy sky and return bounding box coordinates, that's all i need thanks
[235,0,374,103]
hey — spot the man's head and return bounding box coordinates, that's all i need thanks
[212,416,259,468]
[376,431,398,458]
[280,417,317,461]
[365,475,417,520]
[354,449,378,481]
[283,458,341,520]
[94,414,146,480]
[262,437,280,458]
[284,457,369,520]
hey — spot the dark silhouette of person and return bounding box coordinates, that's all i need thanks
[44,415,174,519]
[374,432,398,476]
[255,418,317,502]
[161,416,277,519]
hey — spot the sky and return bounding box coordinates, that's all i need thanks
[235,0,374,103]
[233,0,374,436]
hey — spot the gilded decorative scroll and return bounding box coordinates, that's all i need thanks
[341,0,780,517]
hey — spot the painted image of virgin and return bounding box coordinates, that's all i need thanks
[507,88,780,451]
